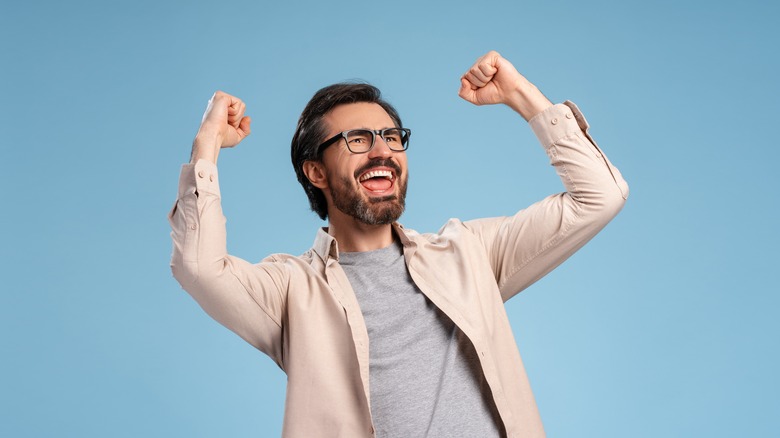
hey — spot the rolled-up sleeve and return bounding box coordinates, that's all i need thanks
[169,159,287,367]
[464,102,629,301]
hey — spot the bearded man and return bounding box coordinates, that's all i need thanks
[169,50,629,437]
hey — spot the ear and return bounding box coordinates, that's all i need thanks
[303,160,328,190]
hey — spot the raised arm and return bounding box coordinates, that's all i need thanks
[169,92,287,366]
[458,51,629,301]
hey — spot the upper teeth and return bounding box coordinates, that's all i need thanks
[359,170,393,182]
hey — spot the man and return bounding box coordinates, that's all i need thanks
[169,51,628,437]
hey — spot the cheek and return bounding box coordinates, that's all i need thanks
[326,166,356,190]
[397,153,408,168]
[326,152,361,178]
[325,157,354,186]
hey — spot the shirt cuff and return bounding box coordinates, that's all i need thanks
[528,100,590,149]
[177,159,221,199]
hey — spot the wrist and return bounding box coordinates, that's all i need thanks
[190,129,224,164]
[505,80,553,121]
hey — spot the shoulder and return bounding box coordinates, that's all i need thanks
[260,250,318,269]
[408,217,522,259]
[400,218,486,247]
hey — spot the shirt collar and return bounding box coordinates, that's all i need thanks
[311,222,415,262]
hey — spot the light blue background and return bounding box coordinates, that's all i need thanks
[2,0,778,436]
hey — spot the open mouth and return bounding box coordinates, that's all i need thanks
[358,168,395,195]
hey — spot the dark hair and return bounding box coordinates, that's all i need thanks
[291,82,403,220]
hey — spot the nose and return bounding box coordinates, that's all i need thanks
[367,134,394,159]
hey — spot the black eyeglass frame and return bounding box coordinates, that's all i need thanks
[316,128,412,155]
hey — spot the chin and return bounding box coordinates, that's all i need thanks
[330,174,408,225]
[356,202,405,225]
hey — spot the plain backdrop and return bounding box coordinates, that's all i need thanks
[1,0,778,436]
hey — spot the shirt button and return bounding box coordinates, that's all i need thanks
[551,118,558,125]
[209,174,214,182]
[189,224,197,230]
[565,112,573,119]
[197,170,205,178]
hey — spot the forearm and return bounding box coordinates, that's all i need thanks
[168,160,285,361]
[465,102,628,299]
[169,160,228,284]
[529,101,629,210]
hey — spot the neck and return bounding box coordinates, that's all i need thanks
[327,211,395,252]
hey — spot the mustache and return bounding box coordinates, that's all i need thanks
[353,158,402,179]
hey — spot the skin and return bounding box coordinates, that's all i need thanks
[189,50,553,252]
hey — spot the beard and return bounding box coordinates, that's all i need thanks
[328,161,408,226]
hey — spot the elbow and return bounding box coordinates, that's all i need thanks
[572,179,628,230]
[588,181,629,227]
[606,180,628,214]
[171,252,232,293]
[170,256,199,291]
[169,218,228,291]
[169,227,199,289]
[604,189,627,221]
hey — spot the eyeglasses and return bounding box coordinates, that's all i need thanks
[317,128,411,154]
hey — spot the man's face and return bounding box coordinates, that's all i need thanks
[319,102,408,225]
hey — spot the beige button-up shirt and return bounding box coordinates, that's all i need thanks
[169,102,629,437]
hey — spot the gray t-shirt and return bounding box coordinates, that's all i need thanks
[339,240,503,438]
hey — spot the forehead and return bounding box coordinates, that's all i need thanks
[323,102,395,133]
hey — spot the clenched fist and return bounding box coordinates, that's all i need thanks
[191,91,252,164]
[458,51,552,121]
